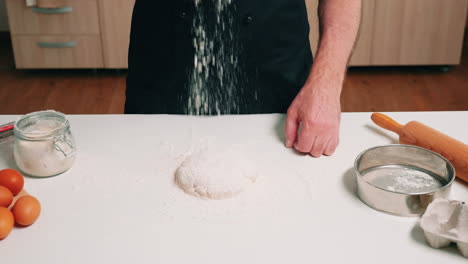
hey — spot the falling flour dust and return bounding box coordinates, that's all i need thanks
[186,0,245,115]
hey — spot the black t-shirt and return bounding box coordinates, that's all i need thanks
[125,0,312,114]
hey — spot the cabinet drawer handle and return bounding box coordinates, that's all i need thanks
[32,7,73,14]
[37,42,77,48]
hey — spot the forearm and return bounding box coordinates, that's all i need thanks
[304,0,362,93]
[285,0,360,155]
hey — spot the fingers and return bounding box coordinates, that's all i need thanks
[297,124,338,157]
[285,110,299,148]
[294,124,316,153]
[286,107,340,157]
[324,136,339,156]
[309,134,329,158]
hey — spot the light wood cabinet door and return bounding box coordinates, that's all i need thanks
[349,0,375,66]
[371,0,468,65]
[306,0,468,66]
[5,0,100,35]
[12,35,104,69]
[306,0,319,56]
[98,0,135,68]
[306,0,376,66]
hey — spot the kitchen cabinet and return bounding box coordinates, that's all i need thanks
[11,35,104,69]
[370,0,468,65]
[6,0,104,69]
[6,0,100,35]
[306,0,468,66]
[348,0,375,66]
[98,0,134,68]
[5,0,133,69]
[305,0,319,58]
[5,0,468,69]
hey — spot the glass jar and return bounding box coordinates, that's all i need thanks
[13,110,77,177]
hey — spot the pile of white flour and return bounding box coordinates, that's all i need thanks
[175,146,258,199]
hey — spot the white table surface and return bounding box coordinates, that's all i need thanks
[0,112,467,263]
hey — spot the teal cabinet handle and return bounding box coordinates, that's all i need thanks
[37,42,77,48]
[32,7,73,14]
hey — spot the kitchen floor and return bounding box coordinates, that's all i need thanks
[0,32,467,115]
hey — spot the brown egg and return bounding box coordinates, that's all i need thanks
[0,169,24,196]
[12,195,41,226]
[0,186,13,208]
[0,207,14,239]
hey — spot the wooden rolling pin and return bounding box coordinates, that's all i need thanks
[371,113,468,183]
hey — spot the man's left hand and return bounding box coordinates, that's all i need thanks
[285,75,342,157]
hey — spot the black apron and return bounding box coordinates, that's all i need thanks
[125,0,312,114]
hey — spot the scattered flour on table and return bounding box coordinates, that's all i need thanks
[139,141,316,223]
[160,170,312,223]
[63,139,315,223]
[175,145,258,199]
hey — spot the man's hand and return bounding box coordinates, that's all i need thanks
[284,0,361,157]
[285,74,341,157]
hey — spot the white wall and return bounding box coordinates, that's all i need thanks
[0,0,9,31]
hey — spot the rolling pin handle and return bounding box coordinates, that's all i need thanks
[371,113,404,135]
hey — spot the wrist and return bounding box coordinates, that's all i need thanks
[303,66,344,94]
[311,58,346,81]
[301,82,342,105]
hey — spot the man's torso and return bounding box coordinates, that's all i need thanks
[126,0,312,114]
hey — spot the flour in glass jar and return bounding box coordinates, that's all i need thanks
[14,116,76,177]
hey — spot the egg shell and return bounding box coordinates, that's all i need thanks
[12,195,41,226]
[0,186,13,208]
[0,169,24,196]
[0,207,14,239]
